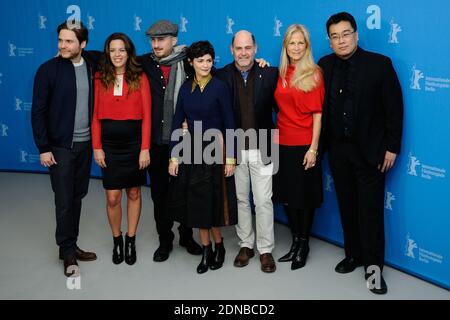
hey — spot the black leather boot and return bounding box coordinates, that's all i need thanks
[197,244,213,274]
[125,234,136,265]
[210,239,225,270]
[291,238,310,270]
[112,233,124,265]
[278,234,301,262]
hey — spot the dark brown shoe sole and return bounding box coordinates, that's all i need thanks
[261,266,276,273]
[60,255,97,262]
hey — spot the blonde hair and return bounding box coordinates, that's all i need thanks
[279,24,321,92]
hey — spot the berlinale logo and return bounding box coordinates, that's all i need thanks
[1,124,8,137]
[405,234,418,259]
[226,16,234,34]
[325,173,334,192]
[87,14,95,30]
[134,15,142,31]
[180,14,188,33]
[407,152,421,176]
[273,17,282,37]
[388,18,401,44]
[15,97,23,111]
[384,191,395,211]
[38,14,47,29]
[410,65,424,90]
[8,42,17,57]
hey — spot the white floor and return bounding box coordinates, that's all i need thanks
[0,172,448,300]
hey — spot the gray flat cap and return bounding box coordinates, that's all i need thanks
[146,20,178,37]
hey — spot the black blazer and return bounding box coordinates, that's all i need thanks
[215,63,278,159]
[139,53,194,145]
[31,51,98,153]
[318,47,403,166]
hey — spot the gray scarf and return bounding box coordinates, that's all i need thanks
[153,45,187,144]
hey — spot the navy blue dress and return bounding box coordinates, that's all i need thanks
[167,76,238,228]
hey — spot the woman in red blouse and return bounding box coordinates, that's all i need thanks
[273,24,324,270]
[92,33,151,265]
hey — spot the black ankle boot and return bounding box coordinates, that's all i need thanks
[278,234,301,262]
[291,238,310,270]
[197,244,213,274]
[210,239,225,270]
[125,234,136,265]
[112,233,124,264]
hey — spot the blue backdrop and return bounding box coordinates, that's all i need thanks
[1,0,449,290]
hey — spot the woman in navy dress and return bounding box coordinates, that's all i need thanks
[168,41,237,274]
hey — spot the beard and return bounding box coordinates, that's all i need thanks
[60,48,82,60]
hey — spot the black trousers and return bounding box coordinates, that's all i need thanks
[49,142,92,258]
[148,143,193,245]
[328,140,385,270]
[284,206,315,240]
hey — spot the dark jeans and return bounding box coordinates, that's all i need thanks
[49,142,92,258]
[328,140,385,270]
[148,143,193,246]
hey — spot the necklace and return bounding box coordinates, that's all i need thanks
[192,74,212,93]
[114,75,124,96]
[115,74,123,88]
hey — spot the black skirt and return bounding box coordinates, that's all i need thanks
[167,134,238,228]
[167,163,238,228]
[101,120,147,190]
[272,144,323,209]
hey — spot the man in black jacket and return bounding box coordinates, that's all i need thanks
[215,31,278,273]
[318,12,403,294]
[31,21,98,277]
[139,20,202,262]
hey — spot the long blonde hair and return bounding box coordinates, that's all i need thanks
[279,24,321,92]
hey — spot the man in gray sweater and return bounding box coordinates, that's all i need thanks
[32,21,98,277]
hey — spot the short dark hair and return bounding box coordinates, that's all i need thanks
[326,12,357,35]
[231,33,256,46]
[187,41,215,61]
[57,21,89,45]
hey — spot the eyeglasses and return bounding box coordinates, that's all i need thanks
[329,31,355,42]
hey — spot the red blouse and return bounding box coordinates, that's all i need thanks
[92,72,152,150]
[274,65,324,146]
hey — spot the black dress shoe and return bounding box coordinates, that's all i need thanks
[335,257,362,274]
[153,243,173,262]
[63,256,79,277]
[74,246,97,261]
[180,237,202,255]
[59,246,97,261]
[365,273,388,295]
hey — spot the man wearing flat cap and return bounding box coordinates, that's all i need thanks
[139,20,202,262]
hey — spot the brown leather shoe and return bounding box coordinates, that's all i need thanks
[233,247,255,267]
[260,253,276,273]
[63,256,79,277]
[75,246,97,261]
